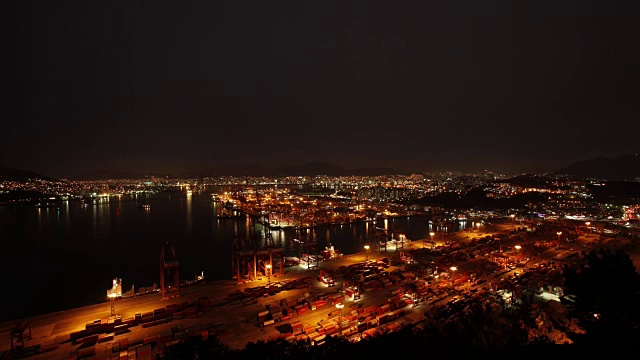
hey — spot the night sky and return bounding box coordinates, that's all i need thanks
[10,1,639,178]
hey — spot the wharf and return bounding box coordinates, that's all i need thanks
[6,221,627,359]
[0,242,426,360]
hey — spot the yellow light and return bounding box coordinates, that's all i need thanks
[450,266,457,271]
[515,245,521,250]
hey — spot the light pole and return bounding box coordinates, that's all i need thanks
[265,263,272,285]
[450,266,457,288]
[106,278,122,317]
[585,222,591,236]
[364,245,370,261]
[556,231,562,242]
[428,232,435,248]
[510,214,515,229]
[335,302,344,335]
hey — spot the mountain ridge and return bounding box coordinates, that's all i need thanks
[0,167,60,182]
[554,153,639,181]
[2,155,638,181]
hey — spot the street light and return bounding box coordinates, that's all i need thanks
[449,266,457,288]
[427,231,435,248]
[335,302,345,335]
[556,231,562,242]
[265,263,272,284]
[510,214,515,229]
[514,245,522,266]
[106,278,122,317]
[585,222,591,235]
[364,245,370,261]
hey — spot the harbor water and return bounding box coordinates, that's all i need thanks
[0,190,471,323]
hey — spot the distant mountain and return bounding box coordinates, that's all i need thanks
[0,167,59,181]
[65,163,400,180]
[495,174,558,188]
[188,163,269,177]
[68,170,174,181]
[555,154,640,181]
[192,162,400,177]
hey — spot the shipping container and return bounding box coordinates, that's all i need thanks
[76,346,96,358]
[98,333,114,343]
[136,344,151,355]
[311,334,326,345]
[70,330,88,343]
[111,341,120,354]
[158,332,172,342]
[143,335,158,344]
[362,328,380,339]
[40,344,59,353]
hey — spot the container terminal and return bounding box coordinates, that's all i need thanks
[1,220,634,359]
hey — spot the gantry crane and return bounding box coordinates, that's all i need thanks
[160,241,180,300]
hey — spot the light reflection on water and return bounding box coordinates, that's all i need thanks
[0,191,471,322]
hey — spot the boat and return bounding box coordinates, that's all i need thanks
[137,203,151,209]
[217,210,243,219]
[35,202,56,208]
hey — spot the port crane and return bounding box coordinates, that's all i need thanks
[160,242,180,300]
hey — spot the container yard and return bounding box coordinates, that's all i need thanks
[1,220,629,359]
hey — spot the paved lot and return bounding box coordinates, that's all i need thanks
[0,245,426,359]
[2,219,636,359]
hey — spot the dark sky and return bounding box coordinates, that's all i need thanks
[10,1,640,178]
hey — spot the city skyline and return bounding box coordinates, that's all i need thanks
[10,1,639,178]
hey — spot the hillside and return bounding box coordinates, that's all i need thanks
[0,167,58,181]
[188,162,400,177]
[555,154,640,181]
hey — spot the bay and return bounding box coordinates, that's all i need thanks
[0,190,470,322]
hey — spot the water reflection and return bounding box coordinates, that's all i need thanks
[3,191,476,322]
[186,190,192,234]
